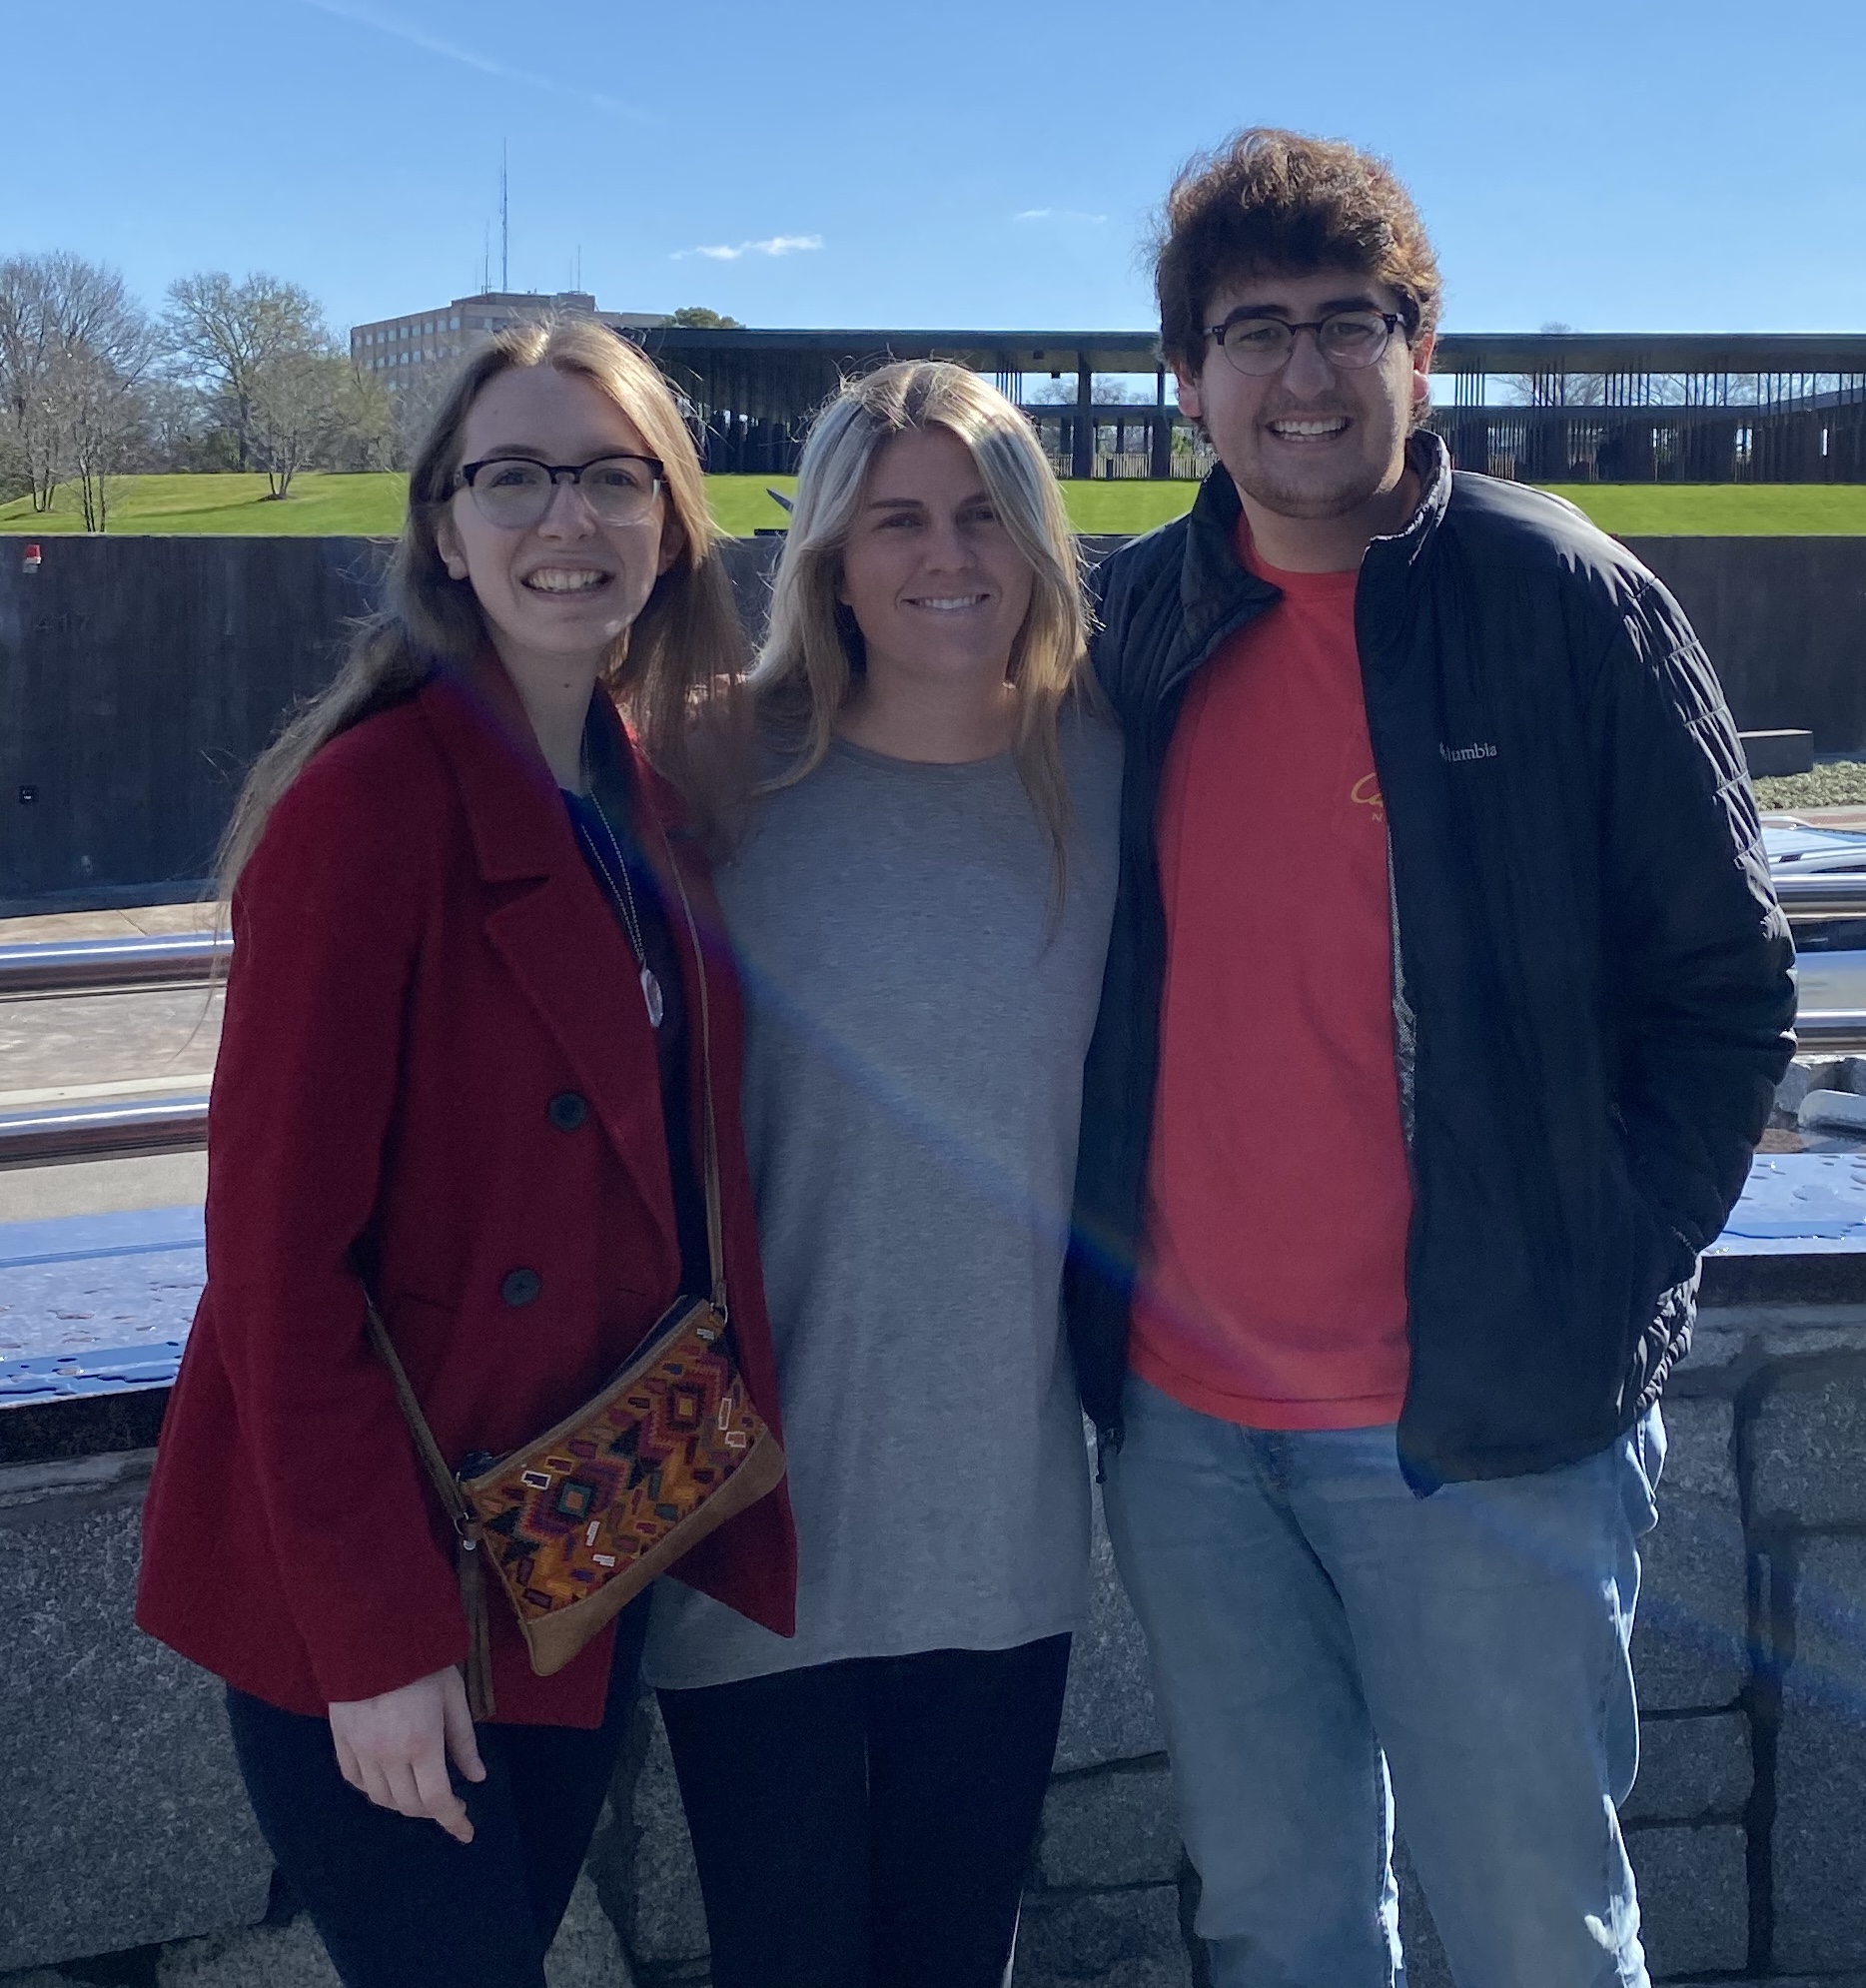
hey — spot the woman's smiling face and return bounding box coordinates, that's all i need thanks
[836,426,1035,693]
[435,364,677,677]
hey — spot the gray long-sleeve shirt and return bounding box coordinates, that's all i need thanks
[645,713,1123,1688]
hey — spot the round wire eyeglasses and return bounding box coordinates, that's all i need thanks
[1205,311,1403,377]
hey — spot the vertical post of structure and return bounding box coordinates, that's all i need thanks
[1151,364,1173,479]
[1073,352,1094,481]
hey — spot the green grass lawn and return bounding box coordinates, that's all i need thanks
[5,472,1865,539]
[1055,481,1866,535]
[706,476,797,535]
[1539,484,1866,535]
[710,478,1213,535]
[0,472,409,535]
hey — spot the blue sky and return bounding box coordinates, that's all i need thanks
[14,0,1866,346]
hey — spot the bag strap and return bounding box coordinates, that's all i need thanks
[364,1296,495,1719]
[367,1299,474,1533]
[658,832,729,1320]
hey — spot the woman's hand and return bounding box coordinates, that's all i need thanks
[329,1665,487,1843]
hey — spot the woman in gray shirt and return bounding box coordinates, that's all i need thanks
[646,362,1121,1988]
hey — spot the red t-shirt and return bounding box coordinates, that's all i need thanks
[1131,524,1412,1430]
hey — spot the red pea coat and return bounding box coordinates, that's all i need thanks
[136,661,796,1726]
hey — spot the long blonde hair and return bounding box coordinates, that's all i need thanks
[753,361,1094,888]
[216,317,746,895]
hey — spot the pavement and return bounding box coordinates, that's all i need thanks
[0,901,225,943]
[0,1152,209,1223]
[0,902,222,1226]
[1770,805,1866,831]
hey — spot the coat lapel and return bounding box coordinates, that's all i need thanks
[415,663,680,1276]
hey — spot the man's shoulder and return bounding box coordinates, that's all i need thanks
[1089,510,1193,609]
[1441,470,1655,607]
[1085,514,1197,718]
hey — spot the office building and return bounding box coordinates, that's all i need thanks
[350,291,668,393]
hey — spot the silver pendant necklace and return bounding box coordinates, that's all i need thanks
[580,785,665,1030]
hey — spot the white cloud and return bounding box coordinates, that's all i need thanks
[672,235,825,262]
[1014,207,1108,225]
[293,0,647,121]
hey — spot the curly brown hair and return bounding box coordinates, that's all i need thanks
[1155,128,1443,377]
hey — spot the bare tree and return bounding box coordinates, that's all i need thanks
[139,377,231,472]
[384,361,457,467]
[248,351,339,498]
[1025,373,1155,407]
[326,363,397,474]
[163,272,326,471]
[0,423,27,503]
[248,350,396,497]
[0,253,155,519]
[61,343,152,529]
[1,257,68,509]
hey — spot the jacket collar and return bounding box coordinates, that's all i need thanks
[417,654,577,883]
[1178,427,1453,649]
[1180,464,1274,658]
[1377,430,1453,572]
[1356,433,1453,675]
[414,658,683,1276]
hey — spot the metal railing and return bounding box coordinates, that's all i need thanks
[4,890,1866,1163]
[0,1094,209,1168]
[1768,875,1866,920]
[6,877,1863,1002]
[1791,1010,1866,1050]
[0,932,228,998]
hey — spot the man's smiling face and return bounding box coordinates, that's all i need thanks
[1175,266,1433,527]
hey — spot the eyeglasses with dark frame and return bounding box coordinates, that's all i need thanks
[456,453,665,528]
[1205,310,1404,377]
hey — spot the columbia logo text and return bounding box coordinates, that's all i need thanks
[1439,741,1499,764]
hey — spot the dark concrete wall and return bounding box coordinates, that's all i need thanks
[2,530,1864,910]
[0,536,390,911]
[1624,535,1866,755]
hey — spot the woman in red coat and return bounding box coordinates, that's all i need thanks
[136,318,795,1988]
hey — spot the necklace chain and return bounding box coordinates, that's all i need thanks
[578,783,665,1030]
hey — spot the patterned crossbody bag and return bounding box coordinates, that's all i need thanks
[366,848,785,1719]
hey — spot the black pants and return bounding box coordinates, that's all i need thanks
[226,1596,647,1988]
[657,1633,1072,1988]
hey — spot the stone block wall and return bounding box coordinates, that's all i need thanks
[0,1453,272,1975]
[4,1296,1866,1987]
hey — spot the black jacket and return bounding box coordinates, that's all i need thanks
[1066,437,1795,1486]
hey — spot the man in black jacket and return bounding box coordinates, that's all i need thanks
[1068,129,1793,1988]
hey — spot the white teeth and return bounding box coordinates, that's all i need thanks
[1270,419,1350,438]
[524,568,608,593]
[910,595,987,610]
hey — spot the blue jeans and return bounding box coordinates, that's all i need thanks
[1103,1375,1664,1988]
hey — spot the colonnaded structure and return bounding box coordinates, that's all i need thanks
[631,324,1866,486]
